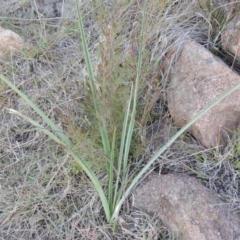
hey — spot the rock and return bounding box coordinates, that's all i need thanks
[167,39,240,149]
[0,26,24,58]
[221,13,240,65]
[133,174,240,240]
[221,14,240,56]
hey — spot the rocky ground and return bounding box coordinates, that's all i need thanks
[1,0,240,239]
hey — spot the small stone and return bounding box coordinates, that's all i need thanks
[0,26,24,58]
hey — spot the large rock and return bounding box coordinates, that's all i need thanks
[0,26,24,58]
[167,40,240,149]
[133,174,240,240]
[221,13,240,63]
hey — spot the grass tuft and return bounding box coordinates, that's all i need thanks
[1,0,240,238]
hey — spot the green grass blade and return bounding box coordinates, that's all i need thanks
[100,128,111,159]
[8,109,70,149]
[107,128,116,214]
[8,108,111,222]
[112,1,147,211]
[111,80,240,222]
[70,150,111,222]
[75,0,95,91]
[112,0,147,219]
[75,0,112,220]
[123,0,146,172]
[75,0,111,159]
[0,74,72,148]
[113,86,133,207]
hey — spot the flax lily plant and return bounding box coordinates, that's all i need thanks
[1,0,240,223]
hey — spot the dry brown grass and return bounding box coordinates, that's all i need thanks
[1,0,240,239]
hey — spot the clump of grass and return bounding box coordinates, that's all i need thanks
[1,1,240,239]
[1,0,240,232]
[198,0,233,40]
[197,0,235,62]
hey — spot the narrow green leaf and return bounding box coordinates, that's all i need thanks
[8,109,69,149]
[8,108,111,222]
[75,0,95,90]
[0,74,72,148]
[107,128,116,214]
[111,80,240,222]
[75,0,111,159]
[123,0,146,172]
[75,0,112,221]
[100,128,111,159]
[113,87,133,208]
